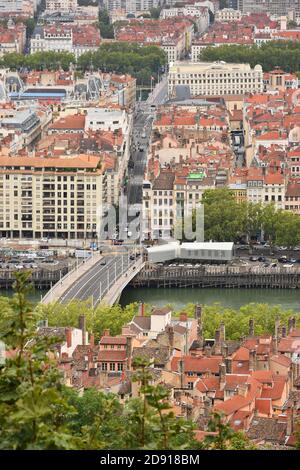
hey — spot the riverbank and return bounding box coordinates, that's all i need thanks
[120,286,300,311]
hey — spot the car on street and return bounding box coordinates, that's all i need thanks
[100,260,107,266]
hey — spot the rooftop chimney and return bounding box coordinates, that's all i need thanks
[249,349,257,371]
[288,317,294,334]
[220,321,225,342]
[282,325,287,338]
[286,402,296,436]
[78,315,86,346]
[180,312,188,322]
[219,362,226,386]
[222,342,228,358]
[65,327,72,349]
[204,345,212,357]
[225,357,232,374]
[195,304,202,320]
[203,396,212,418]
[139,302,145,317]
[249,318,255,336]
[89,333,94,347]
[178,358,184,388]
[126,336,133,370]
[214,329,221,355]
[275,316,280,341]
[167,325,174,352]
[196,306,204,348]
[103,329,110,336]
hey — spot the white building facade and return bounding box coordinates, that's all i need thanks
[168,61,264,97]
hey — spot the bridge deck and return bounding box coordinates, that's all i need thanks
[42,251,144,306]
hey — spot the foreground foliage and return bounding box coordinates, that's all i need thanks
[0,272,260,450]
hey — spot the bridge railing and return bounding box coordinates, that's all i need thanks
[102,256,145,306]
[41,255,91,304]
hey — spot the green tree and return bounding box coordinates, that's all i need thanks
[0,272,78,449]
[275,210,300,248]
[200,40,300,73]
[35,300,138,341]
[203,412,255,450]
[201,188,246,241]
[130,357,197,450]
[149,7,162,19]
[99,8,114,39]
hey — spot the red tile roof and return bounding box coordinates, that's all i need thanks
[99,336,127,345]
[171,355,223,374]
[255,398,272,415]
[98,350,127,361]
[270,355,291,367]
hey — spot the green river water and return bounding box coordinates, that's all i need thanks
[1,287,300,312]
[119,287,300,311]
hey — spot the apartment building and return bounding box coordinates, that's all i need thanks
[0,21,26,57]
[142,172,175,240]
[168,61,263,97]
[85,108,128,134]
[31,25,73,54]
[0,0,36,17]
[103,0,160,12]
[0,108,52,152]
[238,0,300,17]
[30,24,100,57]
[115,18,194,64]
[45,0,77,11]
[160,5,210,35]
[0,155,109,240]
[285,181,300,213]
[215,8,242,21]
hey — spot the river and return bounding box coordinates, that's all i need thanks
[2,287,300,312]
[119,287,300,311]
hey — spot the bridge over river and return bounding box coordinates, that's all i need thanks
[42,248,145,306]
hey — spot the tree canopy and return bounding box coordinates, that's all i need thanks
[192,188,300,247]
[0,42,166,85]
[200,40,300,73]
[0,51,76,71]
[99,8,114,39]
[77,42,167,85]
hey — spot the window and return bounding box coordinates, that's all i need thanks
[102,362,107,371]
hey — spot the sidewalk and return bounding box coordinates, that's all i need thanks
[42,252,102,304]
[102,258,145,305]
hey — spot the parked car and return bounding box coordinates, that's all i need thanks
[100,260,107,266]
[249,256,258,261]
